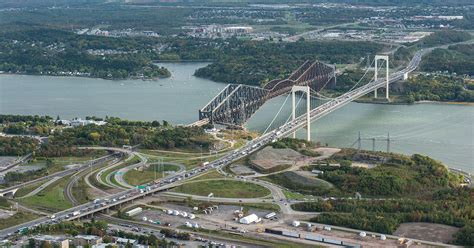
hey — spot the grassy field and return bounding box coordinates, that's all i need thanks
[0,211,40,230]
[262,171,335,196]
[14,180,47,198]
[100,155,141,186]
[188,169,225,182]
[72,177,91,204]
[123,163,180,186]
[18,176,73,212]
[172,180,270,198]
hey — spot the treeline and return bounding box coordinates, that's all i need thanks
[0,137,38,156]
[293,187,473,245]
[0,115,52,124]
[143,126,213,150]
[417,30,472,48]
[158,38,385,86]
[404,75,474,103]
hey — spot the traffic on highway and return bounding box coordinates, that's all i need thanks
[0,50,425,239]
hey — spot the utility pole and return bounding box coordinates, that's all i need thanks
[372,138,376,152]
[387,133,391,153]
[357,131,361,151]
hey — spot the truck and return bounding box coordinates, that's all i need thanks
[202,161,210,166]
[72,211,81,216]
[93,199,101,204]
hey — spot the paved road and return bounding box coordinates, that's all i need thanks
[113,152,148,189]
[0,153,116,197]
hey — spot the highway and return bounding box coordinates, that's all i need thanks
[0,49,426,239]
[0,153,117,197]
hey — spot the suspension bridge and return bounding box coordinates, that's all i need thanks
[196,49,424,144]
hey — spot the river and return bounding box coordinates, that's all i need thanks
[0,63,472,173]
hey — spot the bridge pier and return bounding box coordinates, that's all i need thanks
[374,55,390,100]
[292,86,311,141]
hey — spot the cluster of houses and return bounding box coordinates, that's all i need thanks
[55,118,107,127]
[32,235,147,248]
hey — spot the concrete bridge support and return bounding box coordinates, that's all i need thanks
[292,86,311,141]
[374,55,390,100]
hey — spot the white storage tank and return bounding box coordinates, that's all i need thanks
[359,232,366,237]
[292,221,300,227]
[188,214,196,219]
[380,234,387,240]
[142,217,148,222]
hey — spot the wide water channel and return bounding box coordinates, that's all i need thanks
[0,63,472,172]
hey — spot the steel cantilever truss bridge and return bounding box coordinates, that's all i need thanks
[198,60,336,126]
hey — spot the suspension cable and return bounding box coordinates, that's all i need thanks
[263,93,291,134]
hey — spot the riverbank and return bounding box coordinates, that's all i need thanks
[0,71,171,81]
[354,96,474,106]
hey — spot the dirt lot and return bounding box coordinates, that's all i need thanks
[394,222,460,243]
[249,147,303,171]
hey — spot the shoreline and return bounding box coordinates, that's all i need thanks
[354,98,474,106]
[0,72,171,81]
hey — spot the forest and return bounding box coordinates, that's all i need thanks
[0,137,38,156]
[421,44,474,76]
[0,27,170,80]
[190,39,385,86]
[403,75,474,103]
[309,150,460,197]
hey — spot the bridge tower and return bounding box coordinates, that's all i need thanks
[291,85,311,141]
[374,55,389,100]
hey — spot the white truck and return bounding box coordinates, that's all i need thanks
[72,211,81,216]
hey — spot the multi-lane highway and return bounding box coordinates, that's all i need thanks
[0,49,426,239]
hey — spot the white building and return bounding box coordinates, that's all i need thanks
[239,214,261,224]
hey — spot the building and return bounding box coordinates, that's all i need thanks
[73,235,103,246]
[239,214,261,224]
[224,26,253,33]
[115,237,138,247]
[34,235,69,248]
[125,207,143,217]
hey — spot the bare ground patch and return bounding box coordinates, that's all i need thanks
[249,146,304,173]
[393,222,459,243]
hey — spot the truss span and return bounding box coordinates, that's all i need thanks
[199,60,335,126]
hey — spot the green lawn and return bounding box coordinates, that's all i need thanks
[123,163,180,186]
[0,211,40,230]
[173,180,270,198]
[188,170,225,182]
[100,155,141,186]
[14,180,47,198]
[18,176,73,212]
